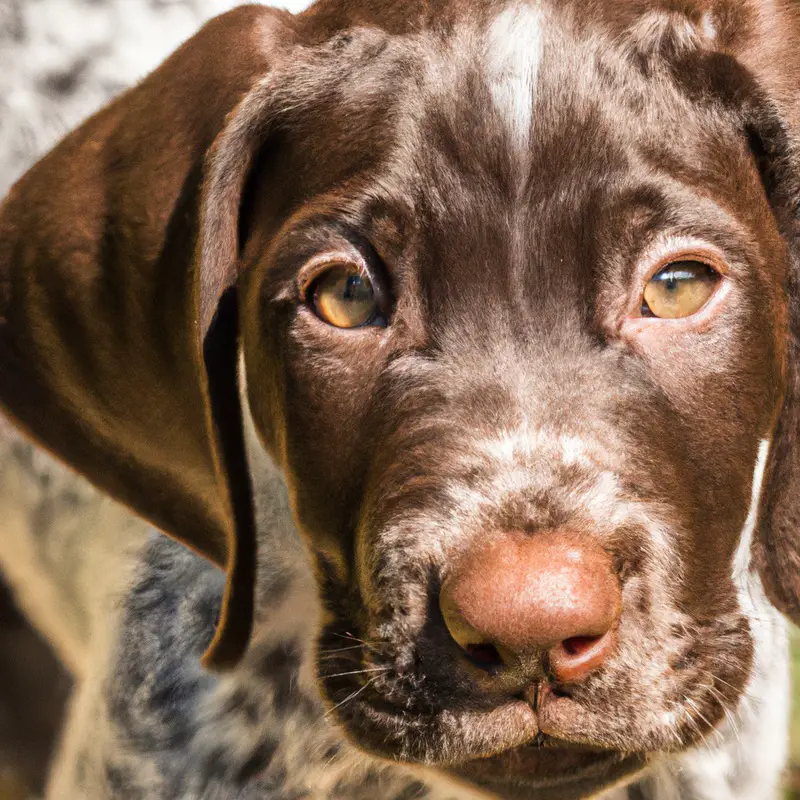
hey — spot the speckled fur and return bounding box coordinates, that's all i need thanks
[0,398,788,799]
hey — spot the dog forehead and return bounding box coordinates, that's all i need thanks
[303,0,729,41]
[251,1,741,344]
[280,0,726,202]
[266,0,743,286]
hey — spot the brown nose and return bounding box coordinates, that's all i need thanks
[440,532,621,684]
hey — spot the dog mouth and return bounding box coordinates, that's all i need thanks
[316,597,750,789]
[339,690,646,795]
[327,680,640,777]
[453,741,647,800]
[461,736,635,784]
[320,636,693,775]
[321,647,743,782]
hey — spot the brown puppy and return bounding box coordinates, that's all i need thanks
[0,1,798,798]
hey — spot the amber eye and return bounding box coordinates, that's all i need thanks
[311,265,383,329]
[642,261,721,319]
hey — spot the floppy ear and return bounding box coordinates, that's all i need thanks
[668,17,800,619]
[723,61,800,621]
[0,6,295,668]
[752,106,800,621]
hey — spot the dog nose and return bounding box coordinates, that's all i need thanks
[439,532,621,684]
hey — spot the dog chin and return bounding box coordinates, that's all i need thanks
[451,745,646,799]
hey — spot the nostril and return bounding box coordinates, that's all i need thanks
[549,630,615,684]
[561,634,604,658]
[464,642,505,672]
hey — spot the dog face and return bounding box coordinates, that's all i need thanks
[239,5,790,794]
[1,1,799,798]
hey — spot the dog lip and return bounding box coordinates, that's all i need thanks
[322,654,636,770]
[335,694,542,764]
[460,740,634,786]
[341,687,627,769]
[467,728,618,764]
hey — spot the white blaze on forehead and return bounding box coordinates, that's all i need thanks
[700,10,718,42]
[733,437,771,590]
[485,4,545,152]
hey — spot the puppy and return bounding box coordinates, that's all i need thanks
[0,1,798,798]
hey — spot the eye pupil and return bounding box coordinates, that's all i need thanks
[344,275,368,301]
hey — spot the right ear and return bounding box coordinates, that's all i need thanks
[0,5,296,668]
[713,47,800,623]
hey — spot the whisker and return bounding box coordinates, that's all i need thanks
[318,655,364,664]
[662,701,685,750]
[317,645,366,655]
[684,696,715,729]
[700,676,743,749]
[323,667,389,679]
[701,670,751,700]
[331,632,375,647]
[682,697,714,756]
[684,696,719,749]
[324,677,380,719]
[670,716,684,749]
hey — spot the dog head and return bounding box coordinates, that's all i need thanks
[1,1,799,797]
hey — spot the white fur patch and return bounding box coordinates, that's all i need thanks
[485,4,544,152]
[700,10,718,42]
[477,427,600,468]
[732,437,771,593]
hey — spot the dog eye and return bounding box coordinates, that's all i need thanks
[311,265,384,329]
[642,261,721,319]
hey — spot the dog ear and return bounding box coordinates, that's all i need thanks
[751,106,800,622]
[666,24,800,619]
[715,57,800,621]
[0,6,295,668]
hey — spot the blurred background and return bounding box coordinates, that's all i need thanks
[0,1,797,798]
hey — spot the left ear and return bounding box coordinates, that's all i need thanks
[0,6,297,668]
